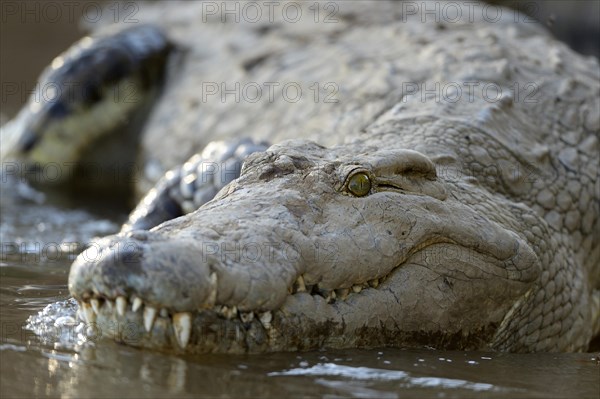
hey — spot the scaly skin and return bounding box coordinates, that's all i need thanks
[5,2,600,352]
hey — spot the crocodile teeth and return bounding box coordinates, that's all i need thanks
[259,311,272,328]
[335,288,350,300]
[319,289,335,302]
[369,279,379,288]
[220,306,236,319]
[173,312,192,348]
[90,299,100,314]
[207,272,218,306]
[105,299,114,310]
[116,296,127,316]
[82,302,96,323]
[240,312,254,323]
[294,275,306,292]
[328,290,336,302]
[132,297,143,312]
[144,306,157,332]
[221,306,236,320]
[220,306,229,318]
[352,285,362,293]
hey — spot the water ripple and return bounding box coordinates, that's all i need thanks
[270,363,510,393]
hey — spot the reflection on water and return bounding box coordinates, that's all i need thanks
[270,363,504,393]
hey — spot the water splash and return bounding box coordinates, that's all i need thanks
[25,298,90,349]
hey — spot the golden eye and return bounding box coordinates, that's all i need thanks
[347,172,371,197]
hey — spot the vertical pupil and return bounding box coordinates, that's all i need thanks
[349,173,370,196]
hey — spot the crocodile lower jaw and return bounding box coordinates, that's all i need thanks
[76,271,388,350]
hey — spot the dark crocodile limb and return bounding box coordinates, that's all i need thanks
[122,139,269,232]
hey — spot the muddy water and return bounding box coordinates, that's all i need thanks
[1,2,599,398]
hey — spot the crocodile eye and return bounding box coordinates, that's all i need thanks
[347,172,371,197]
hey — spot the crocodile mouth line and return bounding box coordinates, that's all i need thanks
[75,235,508,349]
[76,272,386,351]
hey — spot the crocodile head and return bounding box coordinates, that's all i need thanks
[69,135,541,353]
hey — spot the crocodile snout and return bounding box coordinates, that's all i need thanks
[69,233,216,311]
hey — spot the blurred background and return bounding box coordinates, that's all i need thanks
[1,0,599,120]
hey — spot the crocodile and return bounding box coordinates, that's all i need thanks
[3,1,599,353]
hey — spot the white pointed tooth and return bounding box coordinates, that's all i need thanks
[369,279,379,288]
[207,272,218,306]
[173,312,192,349]
[323,292,334,303]
[105,299,114,310]
[144,306,157,332]
[90,299,100,314]
[352,285,362,293]
[240,312,254,323]
[259,311,272,328]
[116,296,127,316]
[83,303,96,323]
[221,305,236,320]
[294,275,306,293]
[132,297,143,312]
[325,290,336,303]
[77,303,85,322]
[336,288,350,300]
